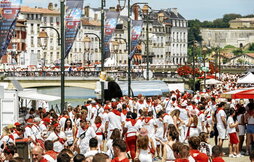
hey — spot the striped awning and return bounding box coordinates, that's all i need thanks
[221,87,254,99]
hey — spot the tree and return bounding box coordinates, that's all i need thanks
[249,43,254,51]
[188,19,203,44]
[222,14,242,24]
[233,48,243,56]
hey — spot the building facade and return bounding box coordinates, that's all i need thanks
[1,5,188,67]
[229,18,254,29]
[201,28,254,48]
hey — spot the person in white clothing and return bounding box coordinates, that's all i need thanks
[72,120,96,154]
[216,102,227,148]
[46,123,66,153]
[227,108,241,158]
[105,106,122,139]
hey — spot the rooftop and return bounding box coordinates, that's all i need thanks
[20,6,59,15]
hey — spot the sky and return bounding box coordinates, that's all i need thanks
[22,0,254,21]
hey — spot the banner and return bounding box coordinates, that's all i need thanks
[104,11,119,59]
[65,0,84,58]
[129,20,143,60]
[0,0,22,59]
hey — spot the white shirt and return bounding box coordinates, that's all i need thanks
[76,127,96,149]
[46,131,66,153]
[142,118,156,136]
[106,111,122,131]
[227,116,236,133]
[125,120,142,137]
[216,109,226,127]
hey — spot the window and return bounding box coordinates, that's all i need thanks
[50,17,54,24]
[31,24,34,33]
[43,17,47,24]
[31,36,34,46]
[37,24,40,33]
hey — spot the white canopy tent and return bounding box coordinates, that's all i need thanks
[201,79,222,85]
[18,91,60,102]
[237,72,254,84]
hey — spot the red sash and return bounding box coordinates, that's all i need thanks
[112,109,121,116]
[130,119,137,126]
[45,150,57,160]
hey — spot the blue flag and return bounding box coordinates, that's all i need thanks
[0,0,22,59]
[104,11,119,59]
[65,0,84,58]
[129,20,143,60]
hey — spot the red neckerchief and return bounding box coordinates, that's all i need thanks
[92,105,97,108]
[26,125,32,128]
[111,157,130,162]
[43,122,47,126]
[130,119,137,126]
[190,149,200,158]
[138,117,144,121]
[212,157,225,162]
[126,118,131,122]
[144,117,152,123]
[175,159,189,162]
[82,125,89,131]
[153,103,158,107]
[112,109,121,116]
[45,150,57,160]
[122,109,128,115]
[9,134,14,141]
[216,107,223,114]
[198,111,204,116]
[95,123,102,128]
[138,100,144,104]
[163,113,169,117]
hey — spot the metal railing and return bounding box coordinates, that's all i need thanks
[1,70,181,80]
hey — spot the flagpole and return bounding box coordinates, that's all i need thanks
[60,0,65,112]
[101,0,105,104]
[127,0,131,97]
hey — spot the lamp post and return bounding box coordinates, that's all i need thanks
[126,2,148,97]
[142,4,152,81]
[202,46,208,90]
[38,0,65,112]
[192,40,197,91]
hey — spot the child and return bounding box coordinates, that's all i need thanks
[212,145,224,162]
[198,132,212,157]
[227,108,241,158]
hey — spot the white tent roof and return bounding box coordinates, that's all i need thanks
[201,79,222,85]
[18,91,60,102]
[237,72,254,84]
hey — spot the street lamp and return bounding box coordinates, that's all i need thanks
[38,0,65,113]
[38,29,48,67]
[192,40,198,91]
[142,4,152,81]
[202,46,208,90]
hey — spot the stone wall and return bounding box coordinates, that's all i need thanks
[200,28,254,48]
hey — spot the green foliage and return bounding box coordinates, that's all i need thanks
[222,14,242,24]
[224,45,236,49]
[237,59,244,64]
[233,48,243,56]
[188,19,203,44]
[249,43,254,51]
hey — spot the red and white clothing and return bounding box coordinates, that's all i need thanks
[106,110,122,138]
[76,126,96,154]
[46,131,66,153]
[92,123,104,146]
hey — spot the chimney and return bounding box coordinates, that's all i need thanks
[171,8,178,16]
[133,4,139,20]
[48,3,53,10]
[84,6,90,17]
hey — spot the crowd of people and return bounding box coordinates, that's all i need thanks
[1,73,254,162]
